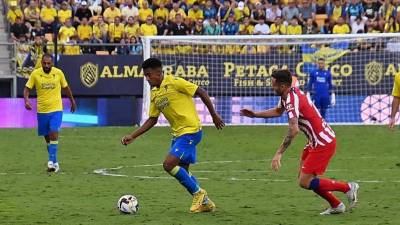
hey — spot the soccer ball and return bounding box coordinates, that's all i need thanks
[117,195,139,214]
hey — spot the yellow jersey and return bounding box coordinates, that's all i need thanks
[239,24,254,35]
[287,25,302,35]
[58,26,76,43]
[93,23,109,38]
[169,9,186,22]
[140,23,157,36]
[154,7,169,21]
[7,8,23,23]
[125,24,141,38]
[57,9,72,24]
[138,8,153,21]
[25,67,68,113]
[333,24,350,34]
[103,7,122,22]
[24,7,40,22]
[109,23,125,39]
[393,73,400,97]
[188,9,204,21]
[40,6,57,22]
[77,25,93,40]
[63,44,80,55]
[149,75,201,137]
[270,23,287,35]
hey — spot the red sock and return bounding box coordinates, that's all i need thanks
[318,178,350,193]
[314,190,341,208]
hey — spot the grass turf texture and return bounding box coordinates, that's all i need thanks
[0,126,399,225]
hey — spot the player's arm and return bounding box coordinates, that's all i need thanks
[271,117,299,171]
[62,86,77,113]
[23,86,33,110]
[328,71,336,106]
[121,117,159,145]
[389,96,400,130]
[195,87,225,129]
[240,107,285,118]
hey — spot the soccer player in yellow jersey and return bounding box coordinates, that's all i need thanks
[389,72,400,129]
[24,54,76,173]
[121,58,224,213]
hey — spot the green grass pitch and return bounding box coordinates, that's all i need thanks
[0,126,399,225]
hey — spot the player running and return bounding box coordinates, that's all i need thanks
[306,58,335,119]
[24,54,77,173]
[240,69,359,215]
[121,58,225,213]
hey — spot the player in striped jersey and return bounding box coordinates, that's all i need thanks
[240,69,359,215]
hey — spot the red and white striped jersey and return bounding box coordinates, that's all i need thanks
[278,87,336,148]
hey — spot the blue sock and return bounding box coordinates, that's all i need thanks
[169,166,200,195]
[189,172,198,185]
[309,178,320,191]
[48,141,58,163]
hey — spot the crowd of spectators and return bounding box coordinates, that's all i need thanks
[6,0,399,55]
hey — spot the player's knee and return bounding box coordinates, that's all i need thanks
[299,179,311,189]
[162,161,174,173]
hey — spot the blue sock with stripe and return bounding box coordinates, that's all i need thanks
[189,171,199,186]
[169,166,200,195]
[48,140,58,163]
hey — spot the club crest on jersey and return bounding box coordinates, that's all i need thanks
[80,62,99,88]
[364,61,383,86]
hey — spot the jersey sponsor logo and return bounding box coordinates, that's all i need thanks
[365,61,383,85]
[155,96,169,111]
[316,76,327,83]
[80,62,99,88]
[41,82,55,89]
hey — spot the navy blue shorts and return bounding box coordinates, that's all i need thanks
[37,111,63,136]
[169,130,203,164]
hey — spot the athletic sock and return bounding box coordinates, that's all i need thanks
[169,166,200,195]
[313,190,341,208]
[189,171,199,186]
[48,140,58,163]
[310,178,350,193]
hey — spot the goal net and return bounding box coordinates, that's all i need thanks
[142,34,400,125]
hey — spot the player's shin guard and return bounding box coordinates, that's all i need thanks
[169,166,200,195]
[48,140,58,163]
[309,178,350,193]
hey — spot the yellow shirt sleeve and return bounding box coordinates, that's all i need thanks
[60,70,68,88]
[173,77,198,96]
[393,73,400,97]
[149,97,161,117]
[25,73,36,89]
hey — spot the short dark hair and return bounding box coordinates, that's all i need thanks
[142,58,162,70]
[271,69,292,86]
[42,53,53,61]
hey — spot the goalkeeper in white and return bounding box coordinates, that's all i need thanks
[306,58,335,119]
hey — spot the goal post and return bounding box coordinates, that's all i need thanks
[141,34,400,126]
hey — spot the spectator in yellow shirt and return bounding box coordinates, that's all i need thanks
[139,1,154,23]
[24,1,40,27]
[77,17,93,42]
[40,0,57,33]
[384,16,400,33]
[140,16,158,36]
[188,2,204,24]
[287,18,302,35]
[103,1,122,24]
[57,2,72,24]
[92,16,109,43]
[239,17,254,34]
[125,16,141,38]
[154,2,169,23]
[332,16,350,34]
[169,2,187,23]
[7,2,23,24]
[58,20,76,43]
[234,1,250,22]
[109,16,125,43]
[63,35,81,55]
[270,16,287,34]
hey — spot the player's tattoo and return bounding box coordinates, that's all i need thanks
[279,118,299,154]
